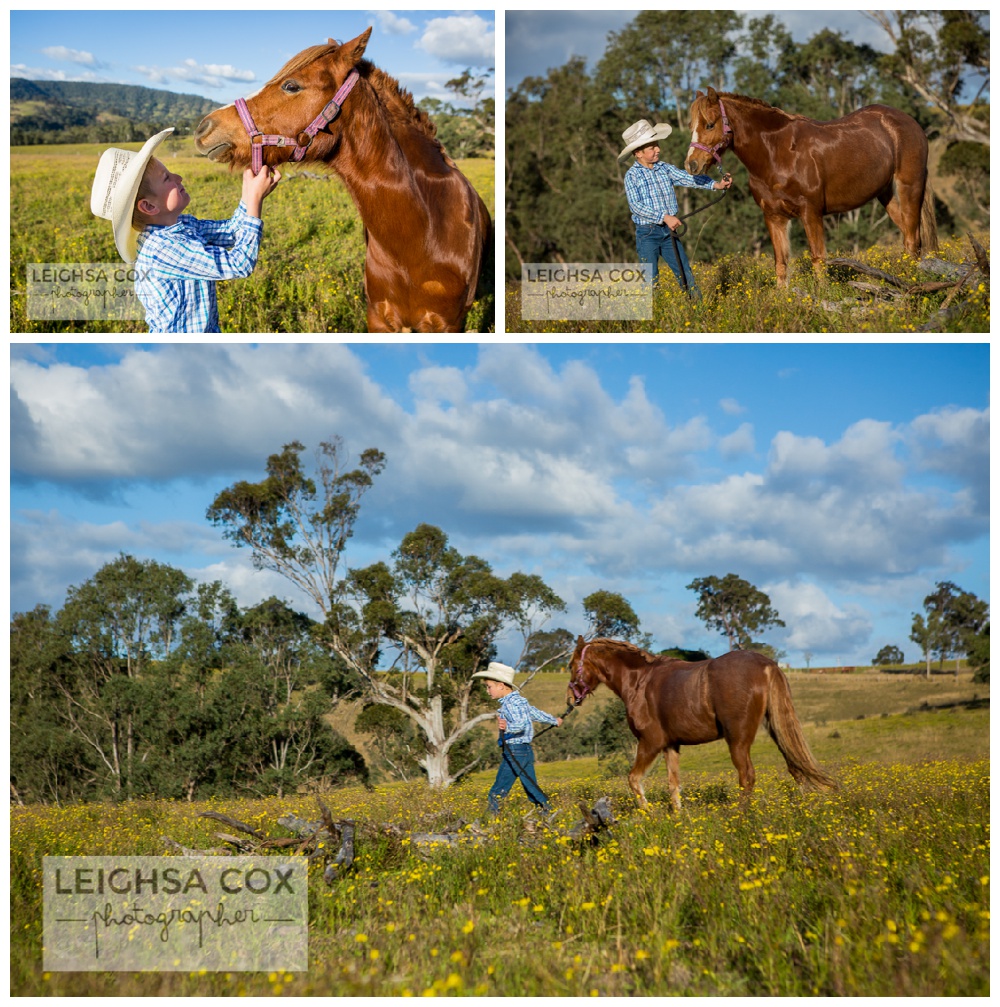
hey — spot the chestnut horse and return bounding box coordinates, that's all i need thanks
[685,87,937,285]
[194,28,492,332]
[567,637,836,810]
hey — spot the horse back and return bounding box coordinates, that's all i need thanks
[642,651,775,745]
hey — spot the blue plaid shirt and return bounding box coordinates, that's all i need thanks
[624,160,716,225]
[134,201,263,332]
[498,692,559,746]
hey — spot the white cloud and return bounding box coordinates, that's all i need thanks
[417,15,494,67]
[370,10,417,35]
[12,63,103,82]
[719,422,754,458]
[41,45,98,66]
[720,397,745,415]
[766,580,872,656]
[132,59,255,90]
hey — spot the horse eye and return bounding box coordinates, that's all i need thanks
[281,80,302,94]
[707,120,716,130]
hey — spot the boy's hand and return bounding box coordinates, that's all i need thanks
[497,717,507,732]
[556,717,563,727]
[242,166,282,218]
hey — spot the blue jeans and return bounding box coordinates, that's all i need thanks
[487,743,549,815]
[635,223,701,298]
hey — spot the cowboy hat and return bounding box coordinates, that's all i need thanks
[472,661,519,689]
[90,128,175,263]
[618,119,673,162]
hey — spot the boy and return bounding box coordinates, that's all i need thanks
[472,662,563,817]
[618,118,731,297]
[90,127,280,333]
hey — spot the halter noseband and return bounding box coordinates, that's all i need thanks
[234,69,360,174]
[689,97,732,165]
[568,644,593,706]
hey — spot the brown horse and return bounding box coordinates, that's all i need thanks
[194,28,492,332]
[685,87,937,285]
[567,636,836,810]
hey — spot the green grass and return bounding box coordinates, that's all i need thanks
[506,233,990,333]
[10,140,495,333]
[10,705,989,996]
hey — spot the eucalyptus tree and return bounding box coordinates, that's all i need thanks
[867,10,990,144]
[687,573,785,652]
[208,439,566,789]
[52,554,194,797]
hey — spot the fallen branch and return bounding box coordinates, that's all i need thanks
[827,258,909,289]
[163,797,618,876]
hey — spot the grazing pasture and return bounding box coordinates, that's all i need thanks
[11,695,989,996]
[9,141,494,333]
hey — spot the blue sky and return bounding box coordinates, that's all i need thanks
[10,10,494,106]
[10,343,989,669]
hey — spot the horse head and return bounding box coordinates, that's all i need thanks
[566,635,599,707]
[685,86,732,175]
[194,28,372,171]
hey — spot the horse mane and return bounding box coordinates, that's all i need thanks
[266,43,442,148]
[589,637,657,665]
[717,91,805,122]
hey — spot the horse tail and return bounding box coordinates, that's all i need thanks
[764,666,837,791]
[920,173,939,254]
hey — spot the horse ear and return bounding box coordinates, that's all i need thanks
[706,86,719,103]
[339,26,373,65]
[695,89,704,99]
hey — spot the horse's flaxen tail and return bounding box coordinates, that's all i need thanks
[764,667,837,791]
[920,174,939,254]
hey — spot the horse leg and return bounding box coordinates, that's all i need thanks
[726,738,756,805]
[799,209,828,279]
[878,179,923,257]
[764,214,792,286]
[628,738,662,810]
[663,745,682,812]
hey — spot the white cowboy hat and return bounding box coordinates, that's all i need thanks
[472,661,519,689]
[618,119,673,162]
[90,128,175,263]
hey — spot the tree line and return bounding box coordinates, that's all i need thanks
[505,10,989,278]
[11,438,988,804]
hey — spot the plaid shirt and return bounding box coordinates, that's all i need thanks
[498,692,559,746]
[134,202,263,333]
[624,160,716,225]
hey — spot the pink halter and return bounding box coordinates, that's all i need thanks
[688,97,733,165]
[234,69,360,174]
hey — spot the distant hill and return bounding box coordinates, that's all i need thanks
[10,78,219,145]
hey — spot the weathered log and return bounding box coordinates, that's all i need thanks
[968,233,989,276]
[277,813,324,836]
[212,832,257,852]
[827,258,910,289]
[198,811,263,838]
[916,257,971,281]
[323,821,356,884]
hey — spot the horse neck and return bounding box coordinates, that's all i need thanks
[591,647,643,699]
[723,94,790,178]
[327,78,440,236]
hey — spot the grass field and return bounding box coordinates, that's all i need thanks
[10,670,989,996]
[10,139,495,333]
[506,232,990,333]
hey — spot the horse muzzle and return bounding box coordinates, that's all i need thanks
[193,114,235,162]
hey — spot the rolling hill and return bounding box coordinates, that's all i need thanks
[10,78,219,145]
